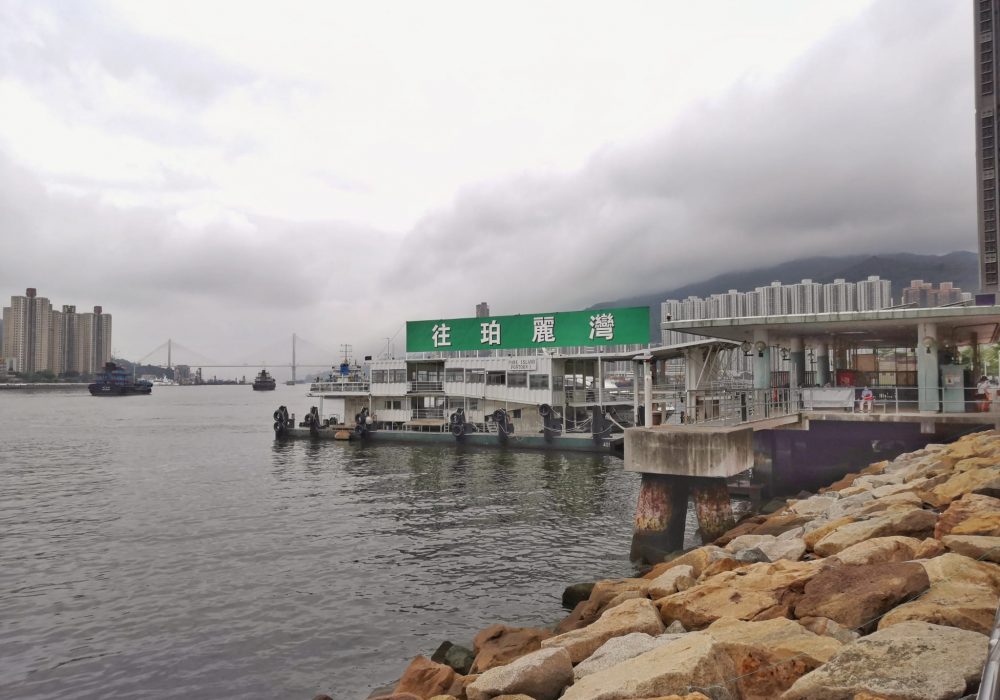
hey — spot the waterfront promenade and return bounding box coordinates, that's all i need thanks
[369,430,1000,700]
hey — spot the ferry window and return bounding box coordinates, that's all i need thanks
[468,399,479,410]
[487,371,506,386]
[391,369,406,383]
[466,370,484,383]
[445,368,464,382]
[371,370,387,383]
[552,375,564,390]
[383,399,401,410]
[529,374,549,390]
[511,409,522,418]
[508,372,527,388]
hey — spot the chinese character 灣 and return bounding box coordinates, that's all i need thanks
[431,323,451,348]
[532,316,555,343]
[480,320,501,346]
[589,313,615,341]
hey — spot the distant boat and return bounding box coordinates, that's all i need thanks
[89,362,153,396]
[253,370,277,391]
[285,380,296,386]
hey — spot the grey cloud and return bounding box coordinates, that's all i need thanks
[385,0,975,316]
[0,152,393,360]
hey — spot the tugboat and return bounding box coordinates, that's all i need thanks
[88,362,153,396]
[252,369,277,391]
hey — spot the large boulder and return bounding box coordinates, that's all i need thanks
[573,632,682,681]
[560,632,738,700]
[827,536,925,566]
[795,616,860,644]
[919,552,1000,593]
[704,617,842,699]
[935,493,1000,537]
[780,621,989,700]
[812,509,937,557]
[394,656,462,699]
[877,581,999,635]
[466,647,573,700]
[471,625,553,673]
[542,597,664,663]
[793,562,930,631]
[725,535,805,562]
[802,516,856,550]
[925,467,999,507]
[431,642,475,676]
[749,513,814,537]
[942,534,1000,563]
[787,493,840,516]
[657,560,820,630]
[646,565,695,598]
[643,546,732,580]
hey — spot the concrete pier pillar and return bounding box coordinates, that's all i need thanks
[630,473,689,564]
[816,342,831,386]
[690,477,735,542]
[790,336,805,388]
[917,322,939,413]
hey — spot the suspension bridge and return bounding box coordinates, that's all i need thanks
[136,334,352,383]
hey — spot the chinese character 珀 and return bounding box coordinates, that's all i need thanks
[431,323,451,348]
[480,320,501,346]
[532,316,556,343]
[589,313,614,341]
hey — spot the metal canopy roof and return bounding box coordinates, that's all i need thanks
[633,338,740,361]
[660,306,1000,346]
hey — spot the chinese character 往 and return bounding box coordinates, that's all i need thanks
[432,323,451,348]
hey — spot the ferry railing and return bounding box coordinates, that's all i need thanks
[679,388,802,426]
[564,387,636,405]
[411,408,445,419]
[308,381,370,394]
[408,381,444,393]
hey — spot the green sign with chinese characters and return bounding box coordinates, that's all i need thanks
[406,306,650,352]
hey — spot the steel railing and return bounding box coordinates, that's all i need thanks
[410,408,445,419]
[564,387,636,404]
[802,386,1000,416]
[408,381,444,393]
[979,603,1000,700]
[308,381,370,394]
[669,388,802,427]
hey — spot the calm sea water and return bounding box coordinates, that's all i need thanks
[0,385,648,699]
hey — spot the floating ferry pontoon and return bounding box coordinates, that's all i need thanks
[271,306,658,453]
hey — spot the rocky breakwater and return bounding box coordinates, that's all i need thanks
[352,430,1000,700]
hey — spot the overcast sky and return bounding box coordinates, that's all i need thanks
[0,0,977,367]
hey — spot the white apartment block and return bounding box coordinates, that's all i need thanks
[789,279,823,314]
[823,278,857,313]
[856,275,893,311]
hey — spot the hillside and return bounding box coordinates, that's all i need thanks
[593,251,979,340]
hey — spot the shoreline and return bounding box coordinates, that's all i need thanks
[339,429,1000,700]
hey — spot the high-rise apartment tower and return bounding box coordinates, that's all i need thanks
[976,0,1000,290]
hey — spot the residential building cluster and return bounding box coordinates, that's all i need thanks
[1,288,112,376]
[661,275,938,346]
[900,280,973,308]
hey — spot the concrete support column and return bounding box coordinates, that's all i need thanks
[690,477,735,542]
[753,330,771,390]
[630,473,689,564]
[816,342,831,386]
[643,360,653,427]
[632,361,640,425]
[917,322,940,413]
[789,336,805,389]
